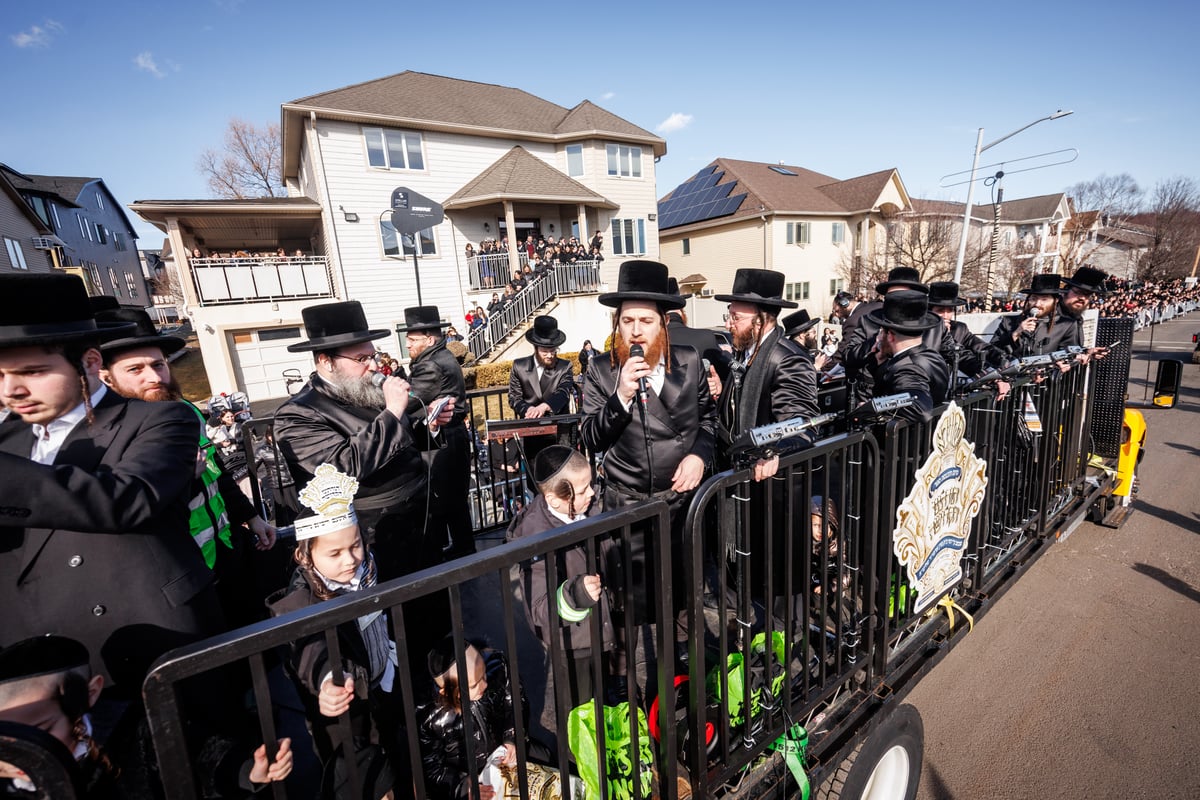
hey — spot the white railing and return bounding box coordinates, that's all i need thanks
[189,256,334,306]
[465,251,529,290]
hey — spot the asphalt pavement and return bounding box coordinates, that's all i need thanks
[907,313,1200,800]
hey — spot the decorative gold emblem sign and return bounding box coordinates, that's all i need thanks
[891,402,988,614]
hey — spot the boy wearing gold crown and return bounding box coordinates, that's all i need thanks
[267,465,405,800]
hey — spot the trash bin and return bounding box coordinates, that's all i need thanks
[1152,358,1183,408]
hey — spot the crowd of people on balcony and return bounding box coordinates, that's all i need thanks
[470,233,602,289]
[189,246,312,263]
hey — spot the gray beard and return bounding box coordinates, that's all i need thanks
[325,373,385,409]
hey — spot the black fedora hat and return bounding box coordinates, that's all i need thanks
[395,305,452,334]
[0,274,133,347]
[525,315,566,347]
[1062,266,1110,295]
[90,302,186,357]
[1018,273,1063,297]
[713,268,798,310]
[598,260,687,310]
[927,281,967,308]
[866,290,940,335]
[782,309,820,338]
[667,276,692,300]
[287,300,390,352]
[875,266,929,295]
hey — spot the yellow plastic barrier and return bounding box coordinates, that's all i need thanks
[1114,409,1146,497]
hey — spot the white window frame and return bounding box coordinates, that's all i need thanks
[363,127,425,171]
[830,278,845,296]
[610,218,646,256]
[95,223,107,245]
[787,221,811,245]
[566,144,584,178]
[832,222,846,245]
[4,237,28,269]
[109,268,122,298]
[96,191,105,212]
[380,219,437,258]
[124,271,139,298]
[606,144,642,178]
[682,238,690,256]
[77,214,88,239]
[785,281,810,301]
[50,202,61,231]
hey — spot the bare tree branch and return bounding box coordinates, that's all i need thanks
[196,118,283,199]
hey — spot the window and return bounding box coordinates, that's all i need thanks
[96,191,105,211]
[363,127,425,170]
[110,268,122,298]
[786,282,810,301]
[259,327,302,342]
[77,214,88,238]
[4,237,28,269]
[50,203,60,231]
[28,196,51,227]
[830,278,845,296]
[786,221,811,245]
[113,232,126,251]
[124,271,139,298]
[380,219,437,257]
[94,224,107,245]
[86,263,101,291]
[606,144,642,178]
[610,218,646,256]
[566,144,584,177]
[682,238,690,256]
[831,222,846,244]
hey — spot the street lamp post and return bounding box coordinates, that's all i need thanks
[952,109,1073,284]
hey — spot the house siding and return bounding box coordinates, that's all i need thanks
[0,195,54,274]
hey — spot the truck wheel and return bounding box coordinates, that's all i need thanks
[817,704,923,800]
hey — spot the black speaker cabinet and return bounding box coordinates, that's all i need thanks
[1090,317,1134,458]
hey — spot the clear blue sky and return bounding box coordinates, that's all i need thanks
[3,0,1197,246]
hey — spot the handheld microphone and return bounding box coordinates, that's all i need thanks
[629,344,649,407]
[702,357,712,375]
[371,372,388,388]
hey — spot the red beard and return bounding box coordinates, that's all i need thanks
[613,333,666,369]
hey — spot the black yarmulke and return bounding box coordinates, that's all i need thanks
[0,635,89,685]
[531,445,576,485]
[427,634,458,678]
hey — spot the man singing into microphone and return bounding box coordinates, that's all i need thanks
[991,273,1079,358]
[273,300,454,581]
[580,260,717,682]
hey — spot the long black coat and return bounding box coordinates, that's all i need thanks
[875,345,951,424]
[580,345,717,497]
[990,312,1081,358]
[666,317,730,380]
[939,319,1006,377]
[507,355,574,417]
[719,327,820,446]
[0,390,220,690]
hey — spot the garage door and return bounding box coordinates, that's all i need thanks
[229,326,312,402]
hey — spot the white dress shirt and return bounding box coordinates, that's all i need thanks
[30,384,108,465]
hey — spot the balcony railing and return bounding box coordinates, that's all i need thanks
[189,256,334,306]
[466,251,529,290]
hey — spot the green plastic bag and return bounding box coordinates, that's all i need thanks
[566,701,655,800]
[707,631,787,727]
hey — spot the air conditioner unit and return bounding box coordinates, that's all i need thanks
[30,237,55,250]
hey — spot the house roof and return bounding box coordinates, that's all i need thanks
[0,165,53,234]
[658,158,908,232]
[442,147,616,211]
[282,71,665,179]
[972,193,1068,224]
[908,198,966,216]
[129,197,324,247]
[4,168,141,238]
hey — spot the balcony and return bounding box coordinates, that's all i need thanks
[189,256,334,306]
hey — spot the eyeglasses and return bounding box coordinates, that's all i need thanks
[333,352,379,366]
[723,310,756,323]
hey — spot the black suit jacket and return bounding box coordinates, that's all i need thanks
[508,356,574,416]
[405,339,469,425]
[666,317,730,380]
[580,346,717,496]
[273,376,432,517]
[875,345,951,423]
[991,312,1081,358]
[0,390,219,689]
[940,320,1005,376]
[720,327,819,442]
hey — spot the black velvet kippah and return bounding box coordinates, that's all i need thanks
[0,635,89,685]
[531,445,576,485]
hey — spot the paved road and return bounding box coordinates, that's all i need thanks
[908,314,1200,800]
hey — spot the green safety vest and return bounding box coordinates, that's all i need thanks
[186,401,233,569]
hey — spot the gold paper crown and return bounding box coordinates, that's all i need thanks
[295,464,360,540]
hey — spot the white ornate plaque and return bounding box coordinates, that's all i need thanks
[891,402,988,614]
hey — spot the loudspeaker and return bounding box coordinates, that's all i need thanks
[1089,317,1134,458]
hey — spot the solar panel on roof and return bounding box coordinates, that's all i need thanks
[656,169,745,229]
[769,165,798,176]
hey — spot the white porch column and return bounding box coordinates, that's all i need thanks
[165,217,199,309]
[504,201,520,279]
[577,203,588,242]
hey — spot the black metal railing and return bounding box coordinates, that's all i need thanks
[467,262,602,360]
[142,501,675,800]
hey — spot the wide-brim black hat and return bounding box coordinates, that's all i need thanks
[667,277,692,300]
[287,301,390,352]
[0,274,133,347]
[866,290,940,335]
[713,268,798,309]
[1062,266,1110,295]
[0,635,90,685]
[394,305,452,333]
[525,315,567,347]
[91,303,186,356]
[782,309,820,337]
[876,266,929,295]
[1018,273,1064,297]
[599,260,687,310]
[927,281,968,308]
